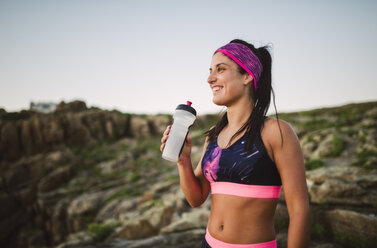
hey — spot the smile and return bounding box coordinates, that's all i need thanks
[212,86,223,93]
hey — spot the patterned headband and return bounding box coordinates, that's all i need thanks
[215,42,263,91]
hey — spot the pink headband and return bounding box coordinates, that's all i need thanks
[215,42,263,91]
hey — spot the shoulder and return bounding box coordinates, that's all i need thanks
[262,117,298,149]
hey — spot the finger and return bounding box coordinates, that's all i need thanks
[163,125,172,136]
[161,134,168,144]
[185,134,191,145]
[160,143,165,152]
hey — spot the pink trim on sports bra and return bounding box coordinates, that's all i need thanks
[211,182,282,198]
[206,228,277,248]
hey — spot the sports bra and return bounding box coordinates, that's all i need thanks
[201,130,282,198]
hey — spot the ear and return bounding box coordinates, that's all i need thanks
[243,73,254,86]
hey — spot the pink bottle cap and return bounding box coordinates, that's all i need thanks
[187,101,192,106]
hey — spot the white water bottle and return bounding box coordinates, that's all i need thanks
[162,101,197,162]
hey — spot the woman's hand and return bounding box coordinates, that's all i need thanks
[160,125,192,165]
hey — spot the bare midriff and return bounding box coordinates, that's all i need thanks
[207,194,278,244]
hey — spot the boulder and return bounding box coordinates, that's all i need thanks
[325,209,377,244]
[126,229,205,248]
[161,208,209,233]
[306,165,377,206]
[67,192,107,232]
[38,165,73,193]
[115,204,174,240]
[0,121,21,161]
[147,115,171,136]
[42,117,65,147]
[55,101,87,113]
[129,116,150,138]
[63,113,93,145]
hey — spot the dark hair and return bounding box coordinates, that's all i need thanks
[204,39,282,152]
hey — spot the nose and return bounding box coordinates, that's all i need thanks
[207,72,216,85]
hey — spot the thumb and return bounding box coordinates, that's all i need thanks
[185,134,192,145]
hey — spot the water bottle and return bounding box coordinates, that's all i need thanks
[162,101,197,162]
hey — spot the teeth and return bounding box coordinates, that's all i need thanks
[212,86,223,92]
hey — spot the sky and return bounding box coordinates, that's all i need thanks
[1,0,376,115]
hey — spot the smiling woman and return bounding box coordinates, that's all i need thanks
[161,39,310,248]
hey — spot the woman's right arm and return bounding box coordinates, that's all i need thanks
[160,125,211,207]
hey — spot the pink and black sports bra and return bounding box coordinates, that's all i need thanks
[202,131,282,198]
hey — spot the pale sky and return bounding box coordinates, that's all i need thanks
[1,0,376,115]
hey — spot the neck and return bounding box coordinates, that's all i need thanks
[226,97,253,132]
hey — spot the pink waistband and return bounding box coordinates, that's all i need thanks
[211,182,282,198]
[205,228,277,248]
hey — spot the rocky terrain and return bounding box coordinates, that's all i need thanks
[0,100,376,248]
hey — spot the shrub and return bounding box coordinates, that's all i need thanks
[87,222,120,242]
[352,149,377,169]
[325,135,344,157]
[306,158,324,171]
[311,219,326,239]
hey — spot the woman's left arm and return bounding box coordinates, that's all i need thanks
[266,119,310,248]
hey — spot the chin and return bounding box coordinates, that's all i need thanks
[212,97,227,106]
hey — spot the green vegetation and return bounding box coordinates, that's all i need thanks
[310,219,326,239]
[139,200,164,214]
[105,187,143,204]
[325,135,345,157]
[352,149,377,169]
[71,142,118,165]
[275,219,289,232]
[302,118,333,131]
[87,221,121,242]
[305,158,324,170]
[334,234,375,248]
[164,174,179,182]
[373,201,377,210]
[127,172,141,182]
[276,101,377,133]
[131,139,161,159]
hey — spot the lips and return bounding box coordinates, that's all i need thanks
[211,85,223,93]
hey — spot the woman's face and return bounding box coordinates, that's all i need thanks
[207,52,252,106]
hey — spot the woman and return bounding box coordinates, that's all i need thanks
[160,39,310,248]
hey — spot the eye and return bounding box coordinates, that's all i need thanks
[217,67,225,72]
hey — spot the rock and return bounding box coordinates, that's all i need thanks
[150,181,176,195]
[95,199,122,222]
[38,189,69,217]
[129,116,150,138]
[274,203,289,232]
[50,198,71,244]
[63,113,94,145]
[55,101,87,113]
[115,204,174,240]
[0,121,21,161]
[276,232,288,248]
[55,231,95,248]
[38,165,73,193]
[126,229,205,248]
[161,208,209,233]
[116,198,139,213]
[306,165,377,206]
[42,117,65,147]
[312,133,335,158]
[147,115,171,136]
[17,226,47,248]
[137,192,155,209]
[110,112,130,138]
[20,119,36,156]
[67,192,107,232]
[309,244,337,248]
[325,209,377,243]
